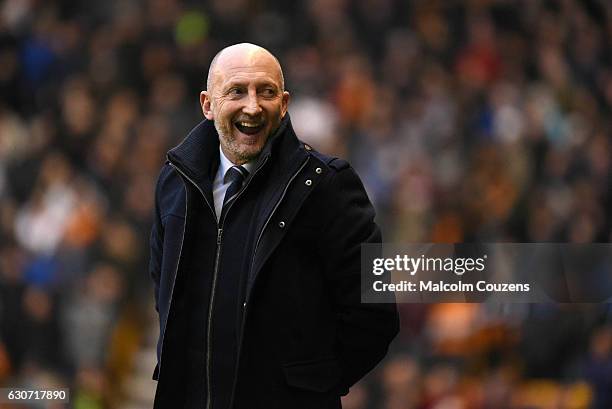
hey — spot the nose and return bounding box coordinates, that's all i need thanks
[243,90,262,116]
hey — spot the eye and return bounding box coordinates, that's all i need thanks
[227,87,245,98]
[260,88,277,98]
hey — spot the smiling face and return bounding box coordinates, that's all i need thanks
[201,44,290,165]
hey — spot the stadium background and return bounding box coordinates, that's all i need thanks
[0,0,611,408]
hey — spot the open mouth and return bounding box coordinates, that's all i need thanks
[234,121,265,135]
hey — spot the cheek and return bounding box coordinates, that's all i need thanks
[214,100,233,120]
[265,102,284,117]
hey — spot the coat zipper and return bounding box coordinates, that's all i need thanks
[228,155,310,409]
[167,155,270,409]
[166,162,218,409]
[205,226,223,409]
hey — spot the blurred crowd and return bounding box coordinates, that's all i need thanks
[0,0,611,408]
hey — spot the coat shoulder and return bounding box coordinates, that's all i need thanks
[299,142,370,203]
[301,143,351,174]
[156,163,180,190]
[154,163,186,219]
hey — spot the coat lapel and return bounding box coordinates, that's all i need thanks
[247,153,328,299]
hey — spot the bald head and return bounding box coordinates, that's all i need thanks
[200,42,290,165]
[206,43,285,92]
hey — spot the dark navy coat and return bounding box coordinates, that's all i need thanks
[149,115,399,409]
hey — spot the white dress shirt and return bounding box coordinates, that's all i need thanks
[212,146,254,221]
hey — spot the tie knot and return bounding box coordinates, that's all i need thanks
[225,165,249,184]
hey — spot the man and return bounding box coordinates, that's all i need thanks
[149,43,398,409]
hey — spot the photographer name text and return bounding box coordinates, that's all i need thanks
[371,255,530,293]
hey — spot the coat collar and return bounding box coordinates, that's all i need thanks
[166,114,304,184]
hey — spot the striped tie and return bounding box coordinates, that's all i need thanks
[222,165,249,211]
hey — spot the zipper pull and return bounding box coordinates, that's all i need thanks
[217,228,223,244]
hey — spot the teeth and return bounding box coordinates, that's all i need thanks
[239,122,261,128]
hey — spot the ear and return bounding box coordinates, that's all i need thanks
[280,90,290,118]
[200,91,214,120]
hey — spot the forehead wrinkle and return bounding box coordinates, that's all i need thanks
[220,67,281,84]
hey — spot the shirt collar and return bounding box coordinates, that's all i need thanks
[219,145,255,183]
